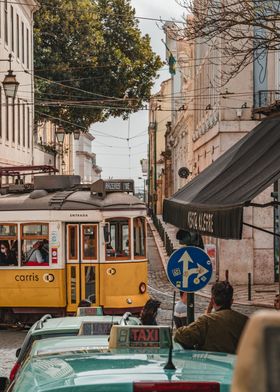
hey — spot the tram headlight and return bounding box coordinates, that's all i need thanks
[127,298,132,304]
[139,282,146,294]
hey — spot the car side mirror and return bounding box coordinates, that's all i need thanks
[16,347,21,358]
[0,377,9,392]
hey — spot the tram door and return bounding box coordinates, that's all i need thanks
[66,223,99,312]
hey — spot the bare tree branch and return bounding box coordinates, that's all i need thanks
[174,0,280,81]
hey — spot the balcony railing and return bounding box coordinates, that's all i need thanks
[254,90,280,115]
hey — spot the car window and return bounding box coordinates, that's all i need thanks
[18,332,77,363]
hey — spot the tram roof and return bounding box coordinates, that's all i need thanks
[0,190,146,211]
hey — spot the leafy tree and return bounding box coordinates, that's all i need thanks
[175,0,280,82]
[34,0,162,131]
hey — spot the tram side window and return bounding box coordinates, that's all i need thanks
[105,219,130,259]
[21,224,49,265]
[0,224,18,266]
[134,217,146,257]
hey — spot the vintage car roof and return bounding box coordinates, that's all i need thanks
[29,315,140,335]
[13,336,235,392]
[0,191,146,211]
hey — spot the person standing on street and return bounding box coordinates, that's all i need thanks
[140,299,161,325]
[174,281,248,354]
[174,291,188,328]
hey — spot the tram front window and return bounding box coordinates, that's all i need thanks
[105,219,130,259]
[134,217,146,258]
[0,224,18,266]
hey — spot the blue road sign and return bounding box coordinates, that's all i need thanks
[166,246,212,292]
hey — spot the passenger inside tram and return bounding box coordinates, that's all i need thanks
[24,240,49,264]
[0,241,17,266]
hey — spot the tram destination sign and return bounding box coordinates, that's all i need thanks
[91,179,134,197]
[104,180,134,192]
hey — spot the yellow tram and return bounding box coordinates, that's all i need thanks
[0,176,148,323]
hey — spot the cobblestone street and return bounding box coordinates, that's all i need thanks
[0,330,27,377]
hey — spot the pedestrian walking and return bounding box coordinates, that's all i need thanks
[174,291,188,328]
[174,281,248,354]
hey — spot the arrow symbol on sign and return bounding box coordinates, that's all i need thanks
[179,250,209,288]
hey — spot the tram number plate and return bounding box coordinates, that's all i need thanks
[129,328,160,348]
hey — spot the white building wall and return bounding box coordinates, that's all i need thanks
[0,0,38,168]
[73,132,101,183]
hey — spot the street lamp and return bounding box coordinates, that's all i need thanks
[73,130,81,140]
[1,54,19,99]
[55,125,65,145]
[55,126,66,175]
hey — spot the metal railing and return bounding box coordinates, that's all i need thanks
[151,213,175,256]
[256,90,280,108]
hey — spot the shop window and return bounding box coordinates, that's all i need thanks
[134,217,146,258]
[105,219,130,259]
[21,223,49,266]
[0,224,18,266]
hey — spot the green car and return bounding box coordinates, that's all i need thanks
[9,312,140,382]
[6,325,235,392]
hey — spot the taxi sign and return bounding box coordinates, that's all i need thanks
[167,246,212,292]
[78,321,114,336]
[109,325,171,349]
[76,306,103,316]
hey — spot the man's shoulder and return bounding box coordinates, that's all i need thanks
[214,309,248,322]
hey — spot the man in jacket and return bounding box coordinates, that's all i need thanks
[174,281,248,354]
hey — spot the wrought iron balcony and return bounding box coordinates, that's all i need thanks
[253,90,280,115]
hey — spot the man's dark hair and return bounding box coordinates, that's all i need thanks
[211,281,233,309]
[140,298,161,325]
[78,299,91,308]
[179,291,185,298]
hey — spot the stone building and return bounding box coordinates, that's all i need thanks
[148,79,171,214]
[0,0,38,174]
[154,14,280,284]
[35,122,102,183]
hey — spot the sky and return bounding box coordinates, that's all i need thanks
[91,0,184,192]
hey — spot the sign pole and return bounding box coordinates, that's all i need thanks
[187,292,195,324]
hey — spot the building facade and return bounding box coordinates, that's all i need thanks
[0,0,38,175]
[152,15,280,284]
[35,122,102,183]
[148,79,171,214]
